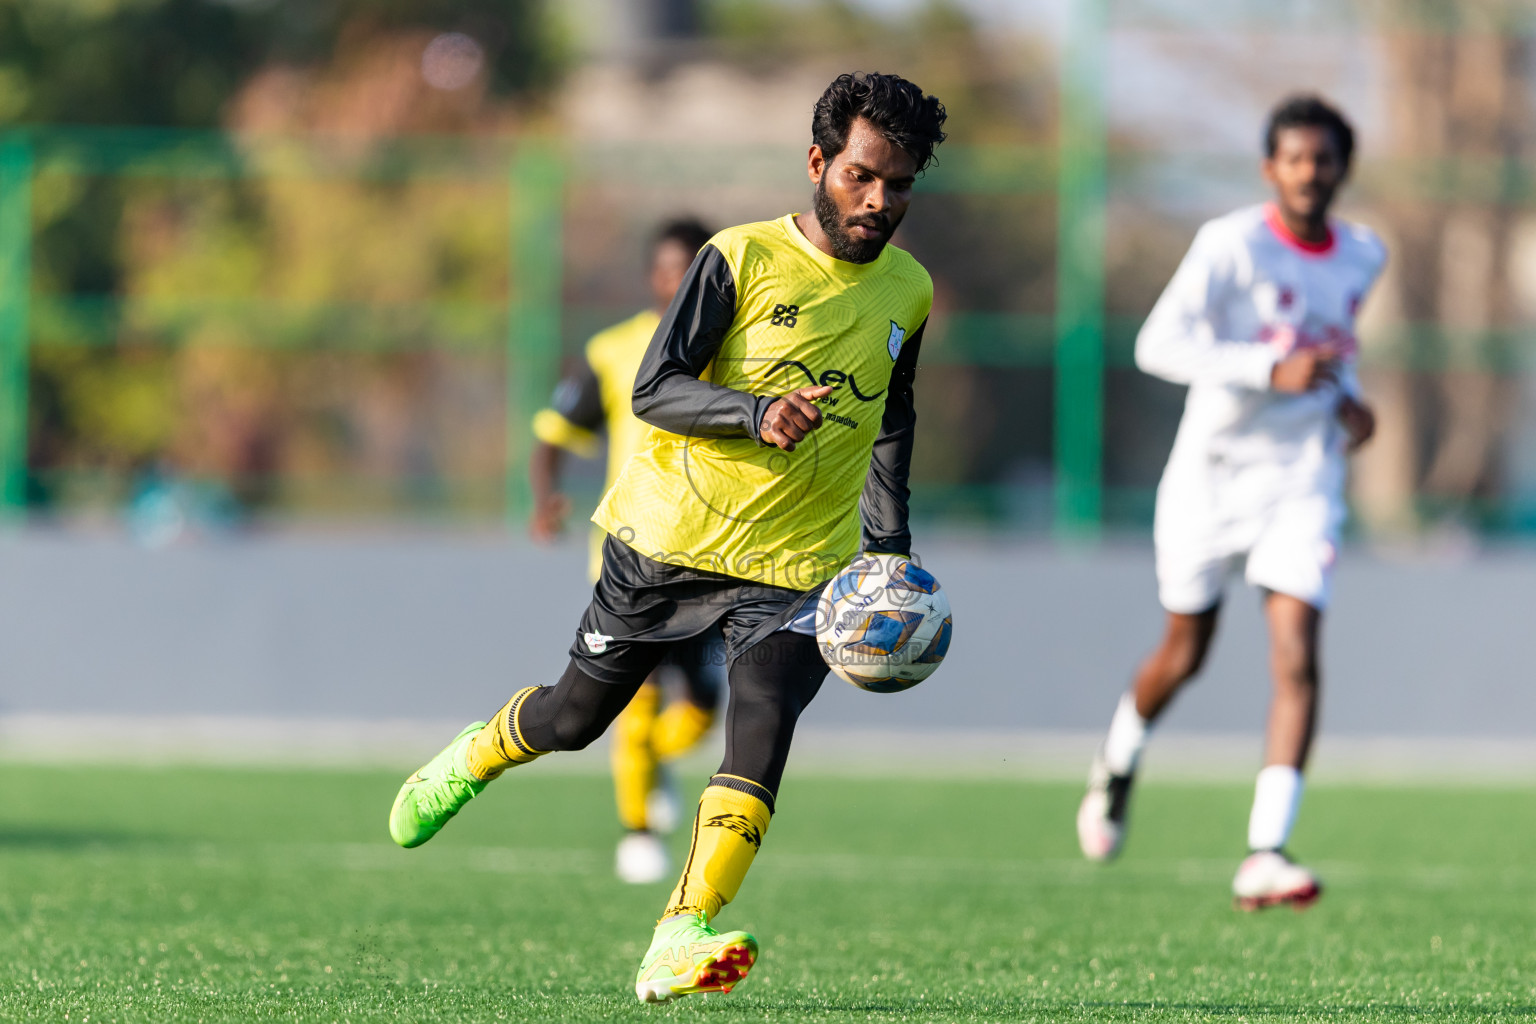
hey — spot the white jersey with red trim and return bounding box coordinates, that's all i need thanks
[1138,203,1386,484]
[1139,203,1387,613]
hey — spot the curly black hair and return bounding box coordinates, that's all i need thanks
[812,72,948,174]
[1265,94,1355,167]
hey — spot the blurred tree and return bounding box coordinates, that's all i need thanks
[1357,25,1533,533]
[648,0,702,39]
[700,0,1051,145]
[0,0,559,128]
[0,0,562,516]
[5,0,560,296]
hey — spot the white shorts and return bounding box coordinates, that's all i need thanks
[1153,468,1344,614]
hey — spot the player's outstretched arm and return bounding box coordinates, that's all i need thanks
[859,320,925,557]
[1135,226,1280,390]
[632,244,775,441]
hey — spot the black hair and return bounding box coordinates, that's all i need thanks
[811,72,948,174]
[1265,94,1355,167]
[652,217,713,257]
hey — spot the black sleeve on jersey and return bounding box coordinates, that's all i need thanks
[550,357,604,433]
[860,319,925,556]
[632,243,773,442]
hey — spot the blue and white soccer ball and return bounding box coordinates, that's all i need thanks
[815,553,953,693]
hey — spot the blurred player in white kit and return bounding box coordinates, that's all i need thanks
[1076,95,1385,909]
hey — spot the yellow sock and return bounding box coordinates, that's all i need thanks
[651,701,715,761]
[611,683,662,831]
[663,777,773,921]
[465,686,547,781]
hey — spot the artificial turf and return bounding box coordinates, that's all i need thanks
[3,762,1534,1022]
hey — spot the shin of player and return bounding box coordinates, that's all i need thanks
[1077,95,1383,914]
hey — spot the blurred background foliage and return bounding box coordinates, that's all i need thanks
[3,0,554,520]
[2,0,1534,537]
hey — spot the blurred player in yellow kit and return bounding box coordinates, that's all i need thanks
[528,218,724,885]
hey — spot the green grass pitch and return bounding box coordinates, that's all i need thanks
[4,762,1535,1022]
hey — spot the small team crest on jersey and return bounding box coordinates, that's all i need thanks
[1277,286,1295,310]
[886,320,905,361]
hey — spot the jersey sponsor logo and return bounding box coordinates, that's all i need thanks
[583,631,614,654]
[769,303,800,327]
[761,360,885,402]
[887,320,906,360]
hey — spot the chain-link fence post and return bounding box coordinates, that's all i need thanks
[506,141,564,526]
[0,136,32,524]
[1053,0,1107,540]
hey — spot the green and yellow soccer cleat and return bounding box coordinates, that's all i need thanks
[634,913,758,1004]
[388,722,489,848]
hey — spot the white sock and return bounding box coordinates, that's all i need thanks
[1247,765,1304,851]
[1101,692,1149,776]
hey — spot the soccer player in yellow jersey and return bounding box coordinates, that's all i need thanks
[389,72,947,1003]
[527,218,726,886]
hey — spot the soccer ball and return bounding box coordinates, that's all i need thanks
[815,553,952,693]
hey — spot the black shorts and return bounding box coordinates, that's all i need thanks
[569,535,819,685]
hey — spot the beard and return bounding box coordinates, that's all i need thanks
[813,178,898,264]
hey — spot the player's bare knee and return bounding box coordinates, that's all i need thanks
[1158,610,1217,682]
[1276,665,1319,696]
[1270,644,1319,694]
[1161,632,1212,682]
[1177,641,1213,681]
[1268,623,1316,675]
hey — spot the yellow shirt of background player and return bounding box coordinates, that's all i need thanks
[532,309,659,581]
[593,214,932,592]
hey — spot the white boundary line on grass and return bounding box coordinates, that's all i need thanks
[2,714,1535,783]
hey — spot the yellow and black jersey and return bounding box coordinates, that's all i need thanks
[532,309,660,579]
[593,213,932,592]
